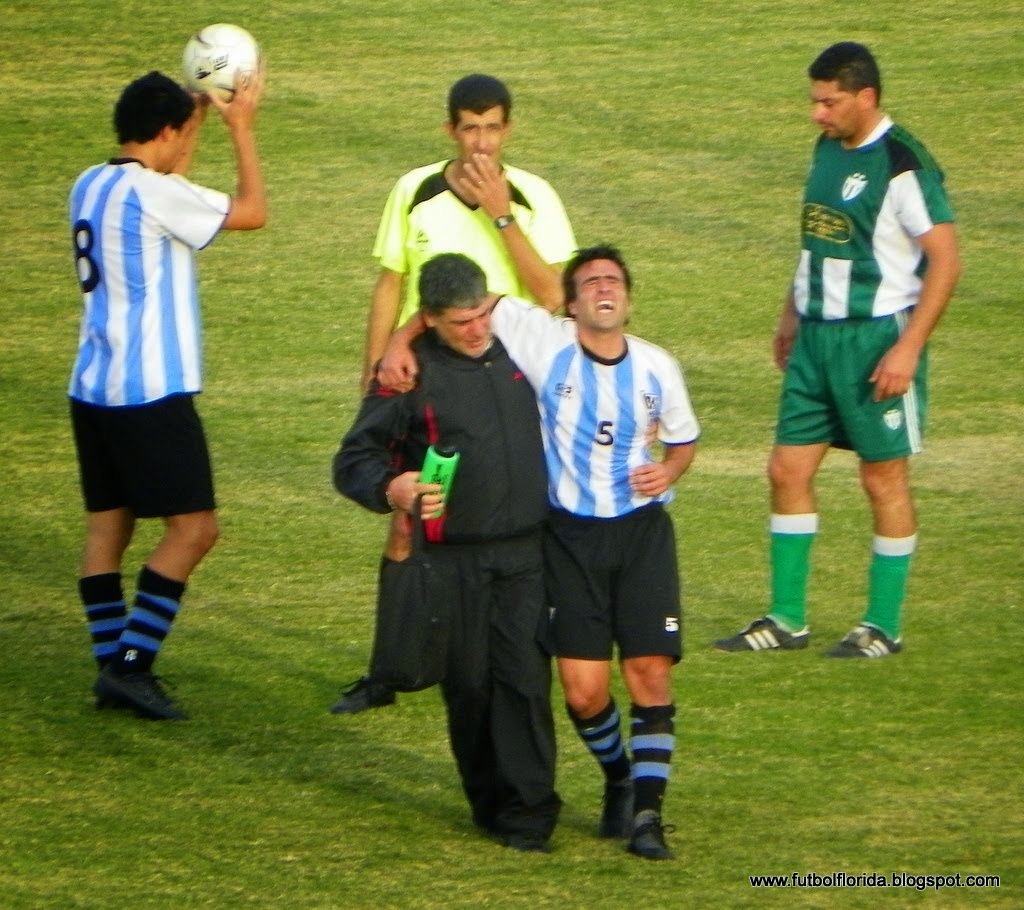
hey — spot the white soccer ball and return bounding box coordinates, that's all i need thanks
[182,23,261,102]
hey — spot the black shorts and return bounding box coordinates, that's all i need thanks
[70,394,216,518]
[543,505,682,661]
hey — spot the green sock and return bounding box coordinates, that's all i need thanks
[767,513,817,632]
[863,535,916,640]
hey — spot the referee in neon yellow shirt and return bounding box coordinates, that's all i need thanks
[362,73,577,389]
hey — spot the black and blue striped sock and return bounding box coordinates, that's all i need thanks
[568,699,632,784]
[79,573,127,668]
[630,703,676,817]
[110,566,185,675]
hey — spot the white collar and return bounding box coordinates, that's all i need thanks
[856,114,894,148]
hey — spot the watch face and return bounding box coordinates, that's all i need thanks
[495,214,515,229]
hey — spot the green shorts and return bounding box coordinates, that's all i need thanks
[775,313,927,462]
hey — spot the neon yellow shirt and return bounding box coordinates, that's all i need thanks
[372,160,577,327]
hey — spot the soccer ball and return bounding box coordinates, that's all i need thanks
[182,23,261,102]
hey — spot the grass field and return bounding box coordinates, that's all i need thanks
[1,1,1021,908]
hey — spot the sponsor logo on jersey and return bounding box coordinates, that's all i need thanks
[883,408,903,430]
[842,172,868,201]
[555,382,573,399]
[802,203,852,244]
[642,391,660,418]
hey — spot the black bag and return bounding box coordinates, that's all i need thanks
[368,504,451,692]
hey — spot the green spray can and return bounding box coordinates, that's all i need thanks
[420,444,460,517]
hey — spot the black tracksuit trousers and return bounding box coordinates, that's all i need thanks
[431,532,561,840]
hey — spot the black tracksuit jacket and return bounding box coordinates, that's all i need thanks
[333,330,548,542]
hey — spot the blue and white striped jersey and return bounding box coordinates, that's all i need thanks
[68,160,229,406]
[492,296,700,518]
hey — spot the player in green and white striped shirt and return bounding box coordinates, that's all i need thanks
[715,42,960,658]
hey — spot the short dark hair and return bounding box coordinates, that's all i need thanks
[114,71,195,144]
[808,42,882,103]
[562,245,633,305]
[447,74,512,124]
[419,254,488,315]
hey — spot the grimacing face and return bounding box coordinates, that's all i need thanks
[425,298,494,358]
[568,259,632,333]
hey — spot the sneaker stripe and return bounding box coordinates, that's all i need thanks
[747,629,779,650]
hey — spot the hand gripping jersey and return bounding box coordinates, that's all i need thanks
[372,160,577,328]
[68,160,229,406]
[794,116,954,321]
[491,297,700,519]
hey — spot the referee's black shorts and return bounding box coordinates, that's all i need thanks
[544,504,682,661]
[70,393,216,518]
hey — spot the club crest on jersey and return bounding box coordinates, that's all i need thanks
[842,173,868,202]
[555,383,573,399]
[883,408,903,430]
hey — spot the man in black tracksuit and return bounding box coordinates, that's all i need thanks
[333,253,560,852]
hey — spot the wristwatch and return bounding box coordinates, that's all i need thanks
[494,214,516,230]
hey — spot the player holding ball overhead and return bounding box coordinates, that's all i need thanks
[68,64,266,720]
